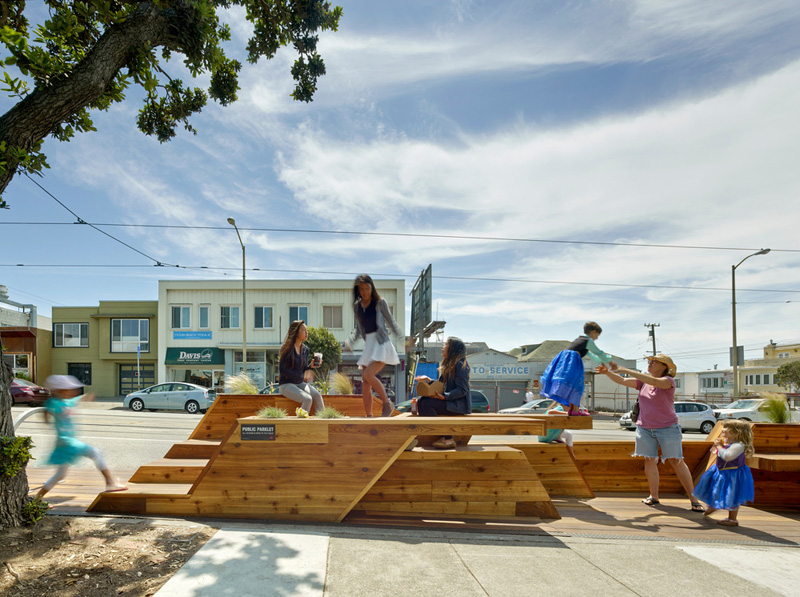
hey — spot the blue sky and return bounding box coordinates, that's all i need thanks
[2,0,799,373]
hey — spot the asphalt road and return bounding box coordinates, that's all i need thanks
[12,401,712,473]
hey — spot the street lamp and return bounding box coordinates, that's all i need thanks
[731,248,770,399]
[227,218,246,378]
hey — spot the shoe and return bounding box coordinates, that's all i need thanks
[642,496,660,506]
[381,401,394,417]
[717,519,739,527]
[432,438,456,449]
[690,502,705,512]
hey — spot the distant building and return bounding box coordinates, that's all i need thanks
[0,286,52,383]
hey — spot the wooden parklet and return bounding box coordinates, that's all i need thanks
[89,396,562,522]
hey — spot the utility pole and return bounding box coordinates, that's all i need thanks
[644,323,660,356]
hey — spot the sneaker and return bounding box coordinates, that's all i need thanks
[432,438,456,449]
[381,400,394,417]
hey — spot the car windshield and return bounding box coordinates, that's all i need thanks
[724,400,759,409]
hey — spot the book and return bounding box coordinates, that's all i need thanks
[415,379,444,397]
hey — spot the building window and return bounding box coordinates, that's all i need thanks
[675,378,681,389]
[778,352,790,358]
[199,305,210,329]
[221,306,240,329]
[2,353,29,378]
[254,306,274,329]
[323,305,343,328]
[54,323,89,347]
[68,363,92,386]
[764,374,770,385]
[289,305,308,324]
[171,305,191,329]
[755,374,761,385]
[111,319,150,353]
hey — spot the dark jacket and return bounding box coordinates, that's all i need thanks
[439,359,471,415]
[279,345,310,385]
[348,297,401,346]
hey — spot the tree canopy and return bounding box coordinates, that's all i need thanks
[305,325,341,379]
[0,0,342,208]
[775,361,800,393]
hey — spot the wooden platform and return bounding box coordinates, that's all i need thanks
[26,468,800,546]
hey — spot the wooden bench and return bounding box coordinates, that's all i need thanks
[89,415,555,522]
[745,423,800,508]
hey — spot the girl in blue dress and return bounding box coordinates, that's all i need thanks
[694,419,755,527]
[539,322,615,415]
[34,375,127,501]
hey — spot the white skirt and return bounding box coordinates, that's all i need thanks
[357,332,400,368]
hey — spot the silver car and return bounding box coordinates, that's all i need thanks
[619,401,717,434]
[124,382,216,414]
[499,398,556,414]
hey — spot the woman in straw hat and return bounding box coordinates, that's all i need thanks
[597,355,704,512]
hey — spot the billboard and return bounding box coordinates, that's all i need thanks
[410,264,432,337]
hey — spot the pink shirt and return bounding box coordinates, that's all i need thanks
[635,377,678,429]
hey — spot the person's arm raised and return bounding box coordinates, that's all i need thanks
[595,365,638,388]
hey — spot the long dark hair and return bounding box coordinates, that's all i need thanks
[353,274,381,306]
[439,337,467,381]
[279,320,306,368]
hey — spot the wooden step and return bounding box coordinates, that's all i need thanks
[164,439,221,459]
[128,458,209,484]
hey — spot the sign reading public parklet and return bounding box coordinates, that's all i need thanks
[241,424,276,441]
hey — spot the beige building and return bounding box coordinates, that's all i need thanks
[157,279,406,396]
[741,340,800,395]
[51,301,158,397]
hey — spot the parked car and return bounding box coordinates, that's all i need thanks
[499,398,555,415]
[713,398,800,422]
[619,401,717,434]
[124,382,216,414]
[10,378,51,406]
[396,390,492,414]
[259,383,280,394]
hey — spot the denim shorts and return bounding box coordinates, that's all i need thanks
[634,423,684,461]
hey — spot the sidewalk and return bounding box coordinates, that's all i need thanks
[155,517,800,596]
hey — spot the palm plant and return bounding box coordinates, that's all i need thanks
[225,374,258,394]
[331,372,354,395]
[761,392,791,423]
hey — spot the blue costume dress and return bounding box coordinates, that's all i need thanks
[539,336,613,408]
[694,442,755,510]
[45,394,93,466]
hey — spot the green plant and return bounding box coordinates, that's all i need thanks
[761,393,791,423]
[21,497,49,525]
[225,374,257,394]
[305,326,342,378]
[0,435,34,477]
[314,406,346,419]
[313,374,332,395]
[331,372,354,395]
[14,371,32,381]
[256,406,287,419]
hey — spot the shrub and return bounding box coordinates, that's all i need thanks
[225,374,257,394]
[314,406,346,419]
[761,392,791,423]
[256,406,287,418]
[331,372,354,395]
[21,498,49,525]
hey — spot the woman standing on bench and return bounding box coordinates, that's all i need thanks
[417,337,472,449]
[278,320,325,414]
[597,354,704,512]
[345,274,402,417]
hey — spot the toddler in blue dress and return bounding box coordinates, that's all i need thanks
[694,419,755,527]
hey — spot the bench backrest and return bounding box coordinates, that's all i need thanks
[749,423,800,453]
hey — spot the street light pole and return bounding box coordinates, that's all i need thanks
[731,248,770,399]
[227,218,246,378]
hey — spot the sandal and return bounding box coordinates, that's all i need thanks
[432,438,456,449]
[690,502,705,512]
[717,519,739,527]
[642,496,660,506]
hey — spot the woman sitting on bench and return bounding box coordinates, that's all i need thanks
[417,337,472,449]
[278,320,324,414]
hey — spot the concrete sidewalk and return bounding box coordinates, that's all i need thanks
[155,521,800,597]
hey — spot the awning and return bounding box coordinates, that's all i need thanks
[165,347,225,366]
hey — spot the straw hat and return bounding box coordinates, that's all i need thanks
[646,354,676,377]
[45,374,84,390]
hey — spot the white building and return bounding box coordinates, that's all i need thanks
[157,279,405,395]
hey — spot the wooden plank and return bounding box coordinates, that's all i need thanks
[748,454,800,472]
[129,459,209,484]
[165,439,221,459]
[505,443,594,498]
[236,417,330,443]
[749,423,800,453]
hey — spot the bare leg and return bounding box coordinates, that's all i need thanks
[666,457,698,505]
[643,457,660,501]
[728,508,739,522]
[362,361,388,416]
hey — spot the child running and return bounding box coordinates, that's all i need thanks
[34,375,127,501]
[539,322,616,416]
[693,419,755,527]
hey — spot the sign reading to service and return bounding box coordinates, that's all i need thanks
[241,424,276,441]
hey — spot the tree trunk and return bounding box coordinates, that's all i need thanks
[0,344,29,529]
[0,1,189,195]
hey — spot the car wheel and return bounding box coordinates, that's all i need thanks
[129,398,144,412]
[700,421,715,435]
[185,400,200,414]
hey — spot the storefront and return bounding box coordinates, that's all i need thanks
[165,347,226,391]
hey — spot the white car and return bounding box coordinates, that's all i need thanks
[714,398,800,423]
[124,382,216,414]
[499,398,556,414]
[619,401,717,434]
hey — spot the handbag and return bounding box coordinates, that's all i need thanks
[631,400,640,421]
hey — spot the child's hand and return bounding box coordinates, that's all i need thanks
[609,361,619,371]
[414,375,432,382]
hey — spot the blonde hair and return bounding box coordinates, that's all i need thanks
[722,420,754,456]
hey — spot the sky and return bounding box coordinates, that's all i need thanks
[1,0,799,373]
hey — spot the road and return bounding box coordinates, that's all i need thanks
[12,401,712,474]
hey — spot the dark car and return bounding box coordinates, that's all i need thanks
[10,378,51,406]
[396,389,491,413]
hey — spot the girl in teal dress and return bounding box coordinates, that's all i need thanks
[34,375,127,501]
